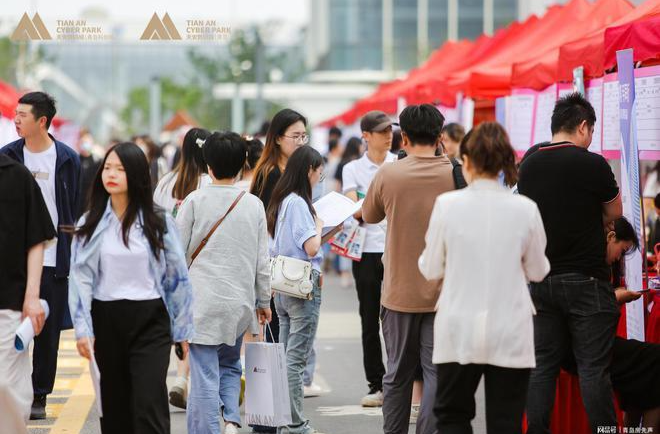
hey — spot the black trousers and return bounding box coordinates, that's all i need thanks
[435,363,530,434]
[32,267,69,396]
[92,298,172,434]
[352,252,386,392]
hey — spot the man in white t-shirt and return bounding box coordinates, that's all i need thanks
[341,111,397,407]
[1,92,81,420]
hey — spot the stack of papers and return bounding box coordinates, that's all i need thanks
[313,192,363,236]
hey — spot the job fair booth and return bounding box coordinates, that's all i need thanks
[320,0,660,431]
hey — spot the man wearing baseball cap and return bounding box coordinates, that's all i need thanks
[341,110,397,408]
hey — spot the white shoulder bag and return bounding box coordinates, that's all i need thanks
[270,198,314,300]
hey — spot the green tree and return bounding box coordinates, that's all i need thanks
[121,24,305,135]
[0,38,54,86]
[120,77,203,135]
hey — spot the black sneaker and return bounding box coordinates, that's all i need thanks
[30,394,47,420]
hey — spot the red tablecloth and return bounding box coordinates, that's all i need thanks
[525,293,660,433]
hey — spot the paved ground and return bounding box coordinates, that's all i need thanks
[28,273,486,434]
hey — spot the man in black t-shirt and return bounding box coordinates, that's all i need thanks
[518,93,623,434]
[0,154,55,427]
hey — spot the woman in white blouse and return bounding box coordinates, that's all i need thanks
[153,128,211,217]
[419,122,550,434]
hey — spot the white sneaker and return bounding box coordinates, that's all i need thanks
[224,423,239,434]
[168,376,188,409]
[409,404,420,424]
[360,390,384,407]
[304,382,323,397]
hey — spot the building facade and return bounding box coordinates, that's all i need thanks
[307,0,564,76]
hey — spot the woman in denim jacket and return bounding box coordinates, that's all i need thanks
[68,142,193,434]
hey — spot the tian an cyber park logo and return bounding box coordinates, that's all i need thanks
[10,12,111,41]
[140,12,231,41]
[11,13,52,41]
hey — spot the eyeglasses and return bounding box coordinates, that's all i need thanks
[282,134,309,144]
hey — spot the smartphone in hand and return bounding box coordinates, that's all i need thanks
[175,342,184,360]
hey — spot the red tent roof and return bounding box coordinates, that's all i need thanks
[468,0,602,98]
[510,0,633,90]
[557,0,660,81]
[421,13,542,106]
[421,0,580,105]
[323,40,474,126]
[405,22,527,105]
[604,14,660,68]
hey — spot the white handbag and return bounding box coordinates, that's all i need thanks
[270,198,314,300]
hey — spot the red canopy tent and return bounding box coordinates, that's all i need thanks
[468,0,603,99]
[557,0,660,81]
[406,20,531,106]
[418,12,544,107]
[510,0,634,90]
[604,14,660,68]
[412,0,584,106]
[321,40,475,126]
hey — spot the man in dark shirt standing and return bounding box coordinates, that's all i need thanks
[0,154,56,428]
[518,93,623,434]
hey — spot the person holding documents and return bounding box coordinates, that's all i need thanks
[266,146,326,434]
[0,153,55,428]
[419,123,549,434]
[340,110,397,408]
[68,142,193,434]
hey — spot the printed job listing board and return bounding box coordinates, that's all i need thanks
[500,65,660,158]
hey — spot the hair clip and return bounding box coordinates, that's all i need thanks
[196,138,206,148]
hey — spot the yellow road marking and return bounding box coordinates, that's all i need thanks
[60,341,77,351]
[53,378,77,390]
[56,358,86,369]
[49,362,95,434]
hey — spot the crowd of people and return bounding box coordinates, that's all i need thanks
[1,89,659,434]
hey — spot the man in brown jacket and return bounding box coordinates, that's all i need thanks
[363,104,455,434]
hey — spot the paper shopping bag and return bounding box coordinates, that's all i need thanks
[244,341,292,427]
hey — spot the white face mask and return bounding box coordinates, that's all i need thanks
[81,141,93,153]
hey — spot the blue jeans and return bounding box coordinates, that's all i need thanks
[526,273,620,434]
[187,335,244,434]
[303,344,316,387]
[274,271,322,434]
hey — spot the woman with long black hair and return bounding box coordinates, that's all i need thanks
[251,109,308,210]
[266,146,325,434]
[154,127,212,217]
[68,142,193,434]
